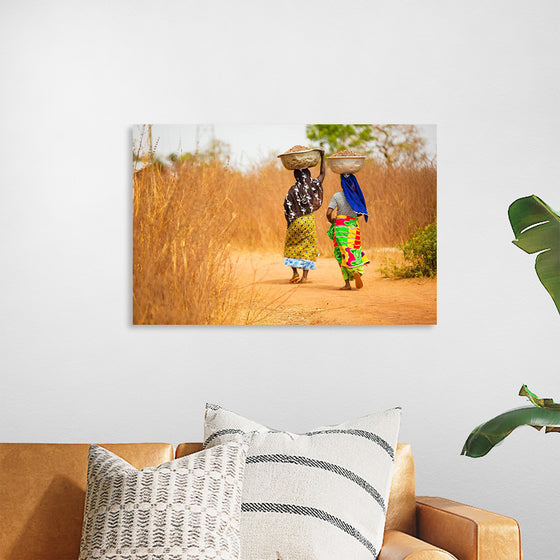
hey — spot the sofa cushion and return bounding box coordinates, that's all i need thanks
[0,442,173,560]
[385,443,416,536]
[79,442,248,560]
[204,404,401,560]
[174,442,417,538]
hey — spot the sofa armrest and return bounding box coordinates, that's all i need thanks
[379,529,457,559]
[416,497,522,560]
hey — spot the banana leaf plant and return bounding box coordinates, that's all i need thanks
[508,195,560,313]
[462,386,560,458]
[462,196,560,458]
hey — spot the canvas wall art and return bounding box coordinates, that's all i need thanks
[132,124,437,325]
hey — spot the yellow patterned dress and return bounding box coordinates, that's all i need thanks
[284,214,318,270]
[283,168,323,271]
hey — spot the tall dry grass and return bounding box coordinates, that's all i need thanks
[133,157,436,324]
[237,160,437,255]
[133,161,241,324]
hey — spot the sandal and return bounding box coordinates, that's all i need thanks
[354,271,363,289]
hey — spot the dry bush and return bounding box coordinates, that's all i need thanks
[133,161,241,324]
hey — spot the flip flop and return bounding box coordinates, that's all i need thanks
[289,276,300,283]
[354,271,363,289]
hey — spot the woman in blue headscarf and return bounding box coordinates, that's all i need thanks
[326,173,370,290]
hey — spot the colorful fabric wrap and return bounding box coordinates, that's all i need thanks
[328,215,369,277]
[284,214,318,270]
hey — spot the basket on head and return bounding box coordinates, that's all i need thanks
[277,145,322,170]
[327,150,366,174]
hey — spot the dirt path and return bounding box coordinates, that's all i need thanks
[232,251,437,325]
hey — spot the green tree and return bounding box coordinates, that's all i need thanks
[306,124,428,165]
[306,124,374,153]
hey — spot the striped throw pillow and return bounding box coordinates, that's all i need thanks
[79,442,248,560]
[204,405,401,560]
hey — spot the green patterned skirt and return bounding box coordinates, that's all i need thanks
[328,215,370,279]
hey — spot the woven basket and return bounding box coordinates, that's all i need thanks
[277,149,322,170]
[327,156,366,174]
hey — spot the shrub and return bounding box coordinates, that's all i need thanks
[380,222,437,278]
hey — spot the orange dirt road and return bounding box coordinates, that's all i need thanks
[232,251,437,325]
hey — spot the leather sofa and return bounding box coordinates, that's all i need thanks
[0,442,522,560]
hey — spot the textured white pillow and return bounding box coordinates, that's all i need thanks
[79,442,248,560]
[204,405,401,560]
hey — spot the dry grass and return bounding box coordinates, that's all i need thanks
[234,160,437,255]
[133,161,240,324]
[132,157,436,324]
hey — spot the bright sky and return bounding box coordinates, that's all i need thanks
[133,124,437,170]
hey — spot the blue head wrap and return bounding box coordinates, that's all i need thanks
[341,173,368,222]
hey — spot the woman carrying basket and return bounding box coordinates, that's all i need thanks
[283,151,325,283]
[326,172,370,290]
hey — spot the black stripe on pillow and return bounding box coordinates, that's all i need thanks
[203,429,247,448]
[241,502,377,557]
[304,429,395,459]
[205,428,394,458]
[247,454,386,512]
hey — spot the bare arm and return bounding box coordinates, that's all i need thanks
[326,207,335,224]
[316,150,325,183]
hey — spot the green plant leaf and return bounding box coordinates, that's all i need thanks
[508,195,560,313]
[462,386,560,458]
[519,384,560,410]
[461,406,560,458]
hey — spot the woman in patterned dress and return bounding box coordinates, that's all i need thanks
[326,173,370,290]
[283,151,325,283]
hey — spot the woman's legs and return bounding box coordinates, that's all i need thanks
[298,269,309,283]
[340,267,352,290]
[352,265,364,289]
[289,267,300,283]
[338,267,364,289]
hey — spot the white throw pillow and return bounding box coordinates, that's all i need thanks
[79,442,248,560]
[204,404,401,560]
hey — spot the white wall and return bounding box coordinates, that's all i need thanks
[1,1,559,558]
